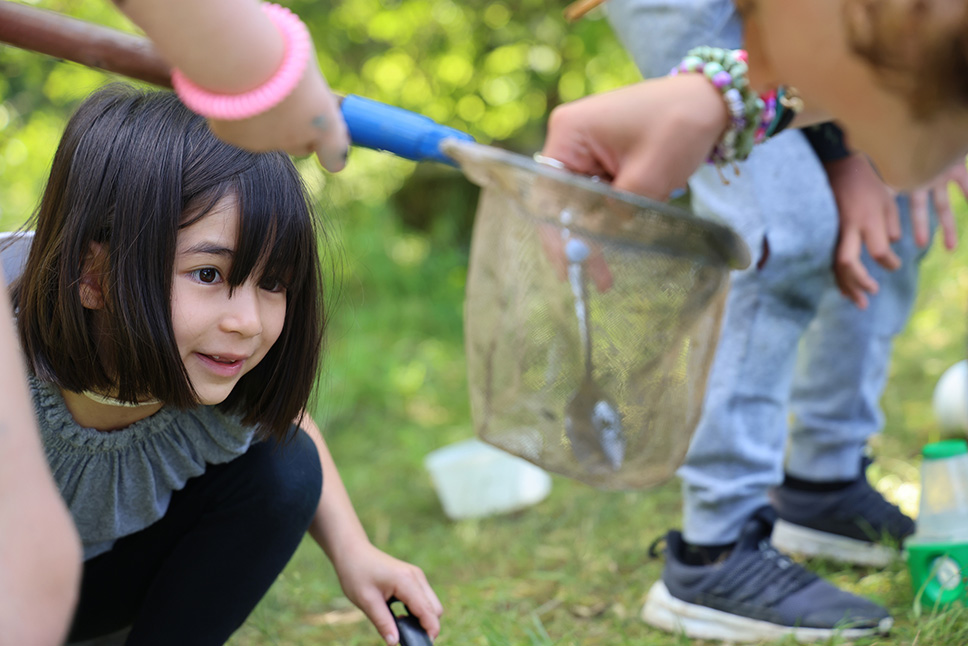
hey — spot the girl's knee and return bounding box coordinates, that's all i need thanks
[248,428,322,527]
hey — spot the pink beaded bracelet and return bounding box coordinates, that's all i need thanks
[171,3,312,121]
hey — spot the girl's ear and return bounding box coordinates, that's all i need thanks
[79,242,108,310]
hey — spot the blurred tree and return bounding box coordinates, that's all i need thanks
[0,1,639,240]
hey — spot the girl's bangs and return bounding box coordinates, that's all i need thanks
[228,157,315,293]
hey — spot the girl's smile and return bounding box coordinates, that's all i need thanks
[172,196,287,406]
[194,352,248,378]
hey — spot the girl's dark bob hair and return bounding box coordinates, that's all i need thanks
[13,84,325,441]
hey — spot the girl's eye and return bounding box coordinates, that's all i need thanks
[190,267,223,284]
[260,278,287,294]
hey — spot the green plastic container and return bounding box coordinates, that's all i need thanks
[906,440,968,608]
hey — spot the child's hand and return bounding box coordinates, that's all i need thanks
[332,541,442,645]
[826,153,901,309]
[908,159,968,251]
[207,57,350,172]
[114,0,350,173]
[542,75,728,201]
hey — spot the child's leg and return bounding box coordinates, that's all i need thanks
[766,198,924,567]
[67,427,322,644]
[678,133,839,545]
[786,196,929,479]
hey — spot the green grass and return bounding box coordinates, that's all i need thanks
[229,192,968,646]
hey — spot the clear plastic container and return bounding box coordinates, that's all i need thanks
[915,439,968,542]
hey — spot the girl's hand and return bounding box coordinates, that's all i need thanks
[296,414,438,644]
[542,75,729,200]
[332,541,442,645]
[207,57,350,172]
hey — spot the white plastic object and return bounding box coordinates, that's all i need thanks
[933,360,968,434]
[424,439,551,520]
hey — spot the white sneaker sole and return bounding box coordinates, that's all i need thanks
[641,580,893,643]
[771,519,899,568]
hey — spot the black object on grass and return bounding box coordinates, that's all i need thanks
[388,597,433,646]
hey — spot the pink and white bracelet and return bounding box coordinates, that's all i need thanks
[171,3,312,121]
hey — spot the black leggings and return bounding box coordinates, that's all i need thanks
[67,428,323,645]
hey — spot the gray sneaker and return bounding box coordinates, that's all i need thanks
[642,508,893,643]
[770,459,915,567]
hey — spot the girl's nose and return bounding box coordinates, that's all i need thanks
[220,285,264,337]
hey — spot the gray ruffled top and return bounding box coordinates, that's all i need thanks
[30,377,255,560]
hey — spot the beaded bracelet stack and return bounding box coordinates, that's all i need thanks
[669,47,801,169]
[766,86,803,138]
[171,3,311,121]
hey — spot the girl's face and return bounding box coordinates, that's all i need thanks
[745,0,968,189]
[171,197,287,406]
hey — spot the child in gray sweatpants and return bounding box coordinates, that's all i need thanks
[604,0,931,640]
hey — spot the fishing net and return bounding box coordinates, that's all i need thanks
[446,140,750,490]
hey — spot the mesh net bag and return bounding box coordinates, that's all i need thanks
[445,141,750,490]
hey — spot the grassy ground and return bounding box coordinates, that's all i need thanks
[230,190,968,646]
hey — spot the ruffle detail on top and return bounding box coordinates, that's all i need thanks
[31,377,255,559]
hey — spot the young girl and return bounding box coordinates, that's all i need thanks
[12,84,442,646]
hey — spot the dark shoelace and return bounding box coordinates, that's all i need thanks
[706,539,818,606]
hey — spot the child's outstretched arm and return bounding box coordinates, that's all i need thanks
[542,74,728,200]
[296,414,443,646]
[112,0,349,171]
[0,284,82,645]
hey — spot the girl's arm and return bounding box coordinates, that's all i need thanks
[111,0,349,171]
[297,413,443,646]
[0,284,82,645]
